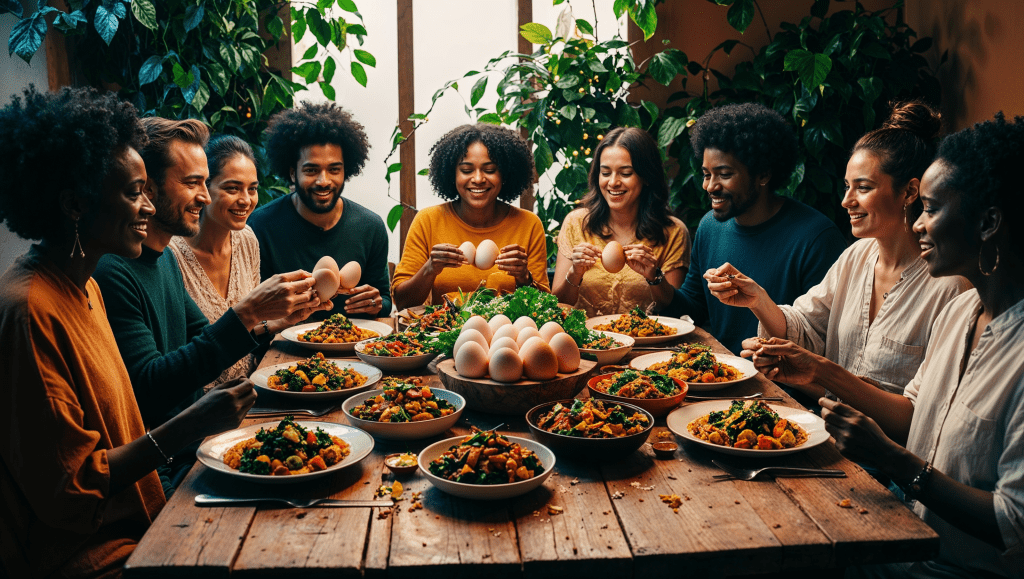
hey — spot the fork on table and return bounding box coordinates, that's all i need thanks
[247,405,338,418]
[711,459,846,481]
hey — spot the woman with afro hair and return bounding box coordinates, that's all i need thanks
[392,123,550,308]
[552,126,690,316]
[745,113,1024,578]
[0,87,255,578]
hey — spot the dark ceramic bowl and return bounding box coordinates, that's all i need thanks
[525,399,655,460]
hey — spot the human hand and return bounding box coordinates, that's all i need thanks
[235,270,320,329]
[188,378,257,439]
[496,244,531,285]
[341,284,383,316]
[568,242,600,276]
[703,263,763,308]
[623,243,660,281]
[427,243,467,275]
[820,398,902,467]
[739,337,821,385]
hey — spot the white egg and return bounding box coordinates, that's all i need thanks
[488,347,523,383]
[458,241,476,265]
[519,336,559,381]
[491,323,519,343]
[512,316,538,333]
[312,268,340,299]
[515,327,543,348]
[453,328,488,358]
[538,320,565,342]
[455,341,489,378]
[461,315,493,343]
[548,332,581,373]
[602,241,626,273]
[487,314,512,334]
[475,239,499,269]
[339,261,362,289]
[488,336,519,356]
[314,255,339,274]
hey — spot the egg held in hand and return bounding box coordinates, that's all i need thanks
[315,255,340,274]
[602,241,626,273]
[475,239,499,269]
[312,268,340,299]
[339,261,361,289]
[458,241,476,265]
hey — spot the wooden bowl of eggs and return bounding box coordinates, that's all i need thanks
[435,315,598,415]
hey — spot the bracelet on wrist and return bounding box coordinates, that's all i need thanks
[564,270,581,288]
[646,268,665,286]
[899,460,932,501]
[147,431,172,465]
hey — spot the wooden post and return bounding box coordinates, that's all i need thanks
[518,0,537,212]
[45,1,73,90]
[397,0,415,251]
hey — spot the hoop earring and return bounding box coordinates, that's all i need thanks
[979,244,999,276]
[70,218,85,259]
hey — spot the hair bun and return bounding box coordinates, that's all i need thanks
[882,101,942,141]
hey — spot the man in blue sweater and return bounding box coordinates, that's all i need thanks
[249,102,392,320]
[662,103,847,354]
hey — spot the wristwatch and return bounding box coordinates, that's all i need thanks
[900,461,933,501]
[646,268,665,286]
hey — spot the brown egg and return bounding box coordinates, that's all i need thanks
[454,341,489,379]
[519,336,559,381]
[312,268,340,299]
[548,332,581,373]
[488,347,523,383]
[339,261,361,289]
[315,255,339,274]
[602,241,626,273]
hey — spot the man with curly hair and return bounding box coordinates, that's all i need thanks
[662,103,846,355]
[249,101,391,318]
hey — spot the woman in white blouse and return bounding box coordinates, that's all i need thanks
[705,102,969,397]
[744,113,1024,579]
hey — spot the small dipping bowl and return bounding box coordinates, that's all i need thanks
[651,441,678,459]
[384,453,419,476]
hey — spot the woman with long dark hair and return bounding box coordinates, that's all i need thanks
[552,126,690,315]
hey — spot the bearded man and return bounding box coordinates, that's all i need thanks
[249,102,390,318]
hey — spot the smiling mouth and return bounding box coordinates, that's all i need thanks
[229,209,248,218]
[467,188,489,194]
[849,213,867,221]
[606,190,627,197]
[130,222,147,236]
[709,194,730,208]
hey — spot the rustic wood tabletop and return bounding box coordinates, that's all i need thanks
[124,318,938,578]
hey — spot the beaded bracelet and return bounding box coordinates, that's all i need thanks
[147,431,172,465]
[564,271,581,288]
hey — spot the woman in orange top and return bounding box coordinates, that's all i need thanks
[392,124,549,309]
[0,87,255,578]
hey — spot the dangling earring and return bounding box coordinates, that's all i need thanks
[979,244,999,276]
[70,218,85,259]
[903,204,910,233]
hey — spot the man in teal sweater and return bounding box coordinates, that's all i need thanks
[249,102,391,320]
[94,118,320,494]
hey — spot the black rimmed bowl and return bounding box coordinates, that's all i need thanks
[525,399,655,460]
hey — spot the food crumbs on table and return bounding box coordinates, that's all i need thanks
[571,477,580,485]
[773,523,782,528]
[735,500,741,504]
[667,475,677,480]
[547,504,564,515]
[573,547,578,555]
[639,498,644,502]
[377,508,392,520]
[205,518,213,523]
[533,510,540,516]
[422,543,427,547]
[657,431,672,439]
[859,508,869,514]
[296,512,307,519]
[611,491,625,499]
[659,494,683,509]
[391,481,404,500]
[837,498,853,508]
[600,524,609,529]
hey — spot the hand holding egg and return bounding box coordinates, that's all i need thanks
[495,243,531,285]
[623,243,658,278]
[601,241,626,273]
[427,243,468,275]
[342,284,383,315]
[568,242,600,275]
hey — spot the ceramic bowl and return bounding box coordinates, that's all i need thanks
[525,399,654,460]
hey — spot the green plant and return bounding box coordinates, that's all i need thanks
[658,0,941,233]
[4,0,374,201]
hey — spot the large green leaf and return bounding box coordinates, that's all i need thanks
[534,137,554,175]
[354,49,376,67]
[131,0,156,31]
[206,62,229,95]
[726,0,754,33]
[630,1,658,41]
[470,76,488,106]
[338,0,359,12]
[784,49,832,90]
[9,9,53,63]
[386,204,404,232]
[658,116,688,149]
[520,23,552,45]
[266,14,284,39]
[648,52,681,86]
[139,55,164,85]
[183,4,204,33]
[323,56,337,84]
[93,3,121,45]
[351,61,367,86]
[320,81,336,100]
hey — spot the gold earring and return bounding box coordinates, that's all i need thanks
[903,204,910,233]
[70,218,85,259]
[979,244,999,276]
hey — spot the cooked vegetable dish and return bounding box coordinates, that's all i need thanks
[428,430,544,485]
[348,376,457,422]
[266,352,367,392]
[535,399,649,438]
[648,343,742,383]
[299,313,378,343]
[401,303,462,333]
[223,417,351,475]
[581,333,625,350]
[591,369,682,399]
[593,306,677,337]
[360,333,434,357]
[687,400,808,450]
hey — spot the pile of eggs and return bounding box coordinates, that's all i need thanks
[458,240,499,270]
[311,256,361,298]
[453,315,581,383]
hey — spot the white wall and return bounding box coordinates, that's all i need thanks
[0,12,48,273]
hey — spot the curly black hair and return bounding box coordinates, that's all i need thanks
[581,127,674,245]
[428,124,535,202]
[0,86,146,241]
[936,111,1024,257]
[690,102,798,191]
[264,101,370,183]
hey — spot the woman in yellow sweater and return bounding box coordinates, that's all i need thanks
[392,124,550,308]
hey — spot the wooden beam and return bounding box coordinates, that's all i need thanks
[397,0,415,250]
[518,0,536,212]
[45,1,73,90]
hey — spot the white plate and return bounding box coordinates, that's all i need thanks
[579,331,635,366]
[585,315,695,345]
[353,338,439,372]
[196,421,374,484]
[251,359,382,401]
[282,319,394,353]
[666,401,829,456]
[342,388,465,440]
[418,435,555,500]
[630,352,757,392]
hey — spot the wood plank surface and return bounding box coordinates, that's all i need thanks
[125,322,939,577]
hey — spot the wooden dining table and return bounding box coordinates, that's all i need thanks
[124,318,939,578]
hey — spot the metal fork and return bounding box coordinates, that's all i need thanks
[247,405,339,418]
[711,460,846,481]
[686,392,785,402]
[195,494,389,508]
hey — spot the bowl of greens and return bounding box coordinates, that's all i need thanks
[526,398,654,459]
[587,369,688,418]
[418,430,555,500]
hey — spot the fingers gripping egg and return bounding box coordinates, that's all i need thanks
[515,327,543,348]
[315,256,340,274]
[519,336,559,381]
[475,239,499,269]
[312,268,340,298]
[548,332,581,373]
[455,341,489,378]
[453,328,489,358]
[462,315,493,343]
[488,347,523,383]
[602,241,626,273]
[538,321,565,342]
[458,241,476,265]
[339,261,362,289]
[492,324,519,343]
